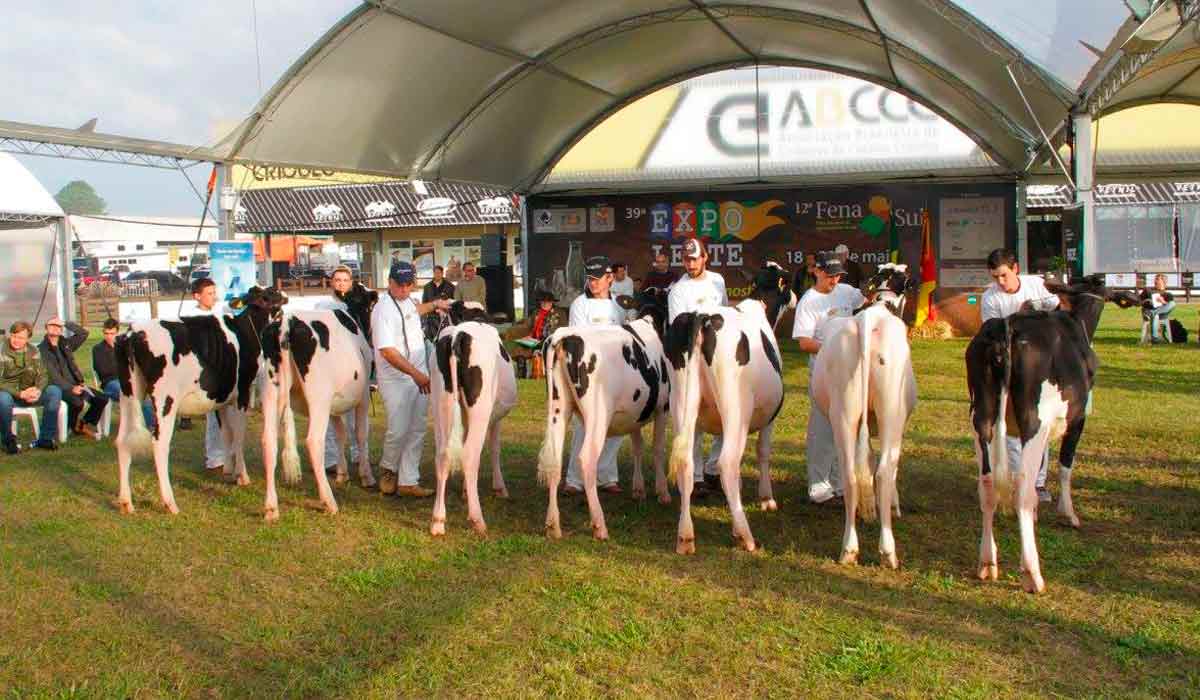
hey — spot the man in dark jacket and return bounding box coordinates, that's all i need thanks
[93,318,155,428]
[39,317,107,439]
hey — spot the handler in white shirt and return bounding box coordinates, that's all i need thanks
[564,256,629,495]
[792,252,865,504]
[666,238,728,488]
[372,260,451,498]
[318,265,359,472]
[980,248,1060,503]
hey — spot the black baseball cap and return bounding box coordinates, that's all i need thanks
[584,256,612,279]
[814,252,845,276]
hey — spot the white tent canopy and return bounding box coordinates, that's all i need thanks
[0,152,64,219]
[218,0,1150,192]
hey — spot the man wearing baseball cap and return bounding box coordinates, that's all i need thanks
[666,237,729,491]
[372,260,452,497]
[791,250,865,504]
[562,256,628,495]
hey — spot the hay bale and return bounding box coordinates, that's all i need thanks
[909,320,955,340]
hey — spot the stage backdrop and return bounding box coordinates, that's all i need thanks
[527,183,1015,312]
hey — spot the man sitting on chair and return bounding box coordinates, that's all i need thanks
[0,321,62,453]
[1140,273,1176,344]
[39,317,107,439]
[93,318,156,429]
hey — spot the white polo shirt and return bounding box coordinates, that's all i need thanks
[667,271,727,322]
[569,294,625,328]
[980,275,1060,321]
[371,293,427,380]
[791,283,865,344]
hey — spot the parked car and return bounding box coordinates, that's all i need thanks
[99,264,131,282]
[125,270,189,293]
[189,267,211,285]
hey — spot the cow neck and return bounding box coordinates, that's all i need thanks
[232,305,270,358]
[1068,292,1107,342]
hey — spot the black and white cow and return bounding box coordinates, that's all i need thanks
[114,286,288,514]
[811,264,917,568]
[966,274,1138,593]
[666,263,796,554]
[258,282,379,520]
[538,312,672,541]
[429,301,518,536]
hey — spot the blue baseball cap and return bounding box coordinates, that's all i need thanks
[389,260,416,284]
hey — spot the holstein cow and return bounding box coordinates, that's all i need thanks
[114,286,288,514]
[966,274,1138,593]
[429,301,518,535]
[666,262,795,554]
[538,310,671,540]
[258,282,379,520]
[810,263,917,569]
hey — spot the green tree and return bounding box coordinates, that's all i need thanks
[54,180,107,215]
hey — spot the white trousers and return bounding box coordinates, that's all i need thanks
[806,380,841,496]
[1005,436,1049,489]
[378,373,428,486]
[566,416,622,488]
[323,411,359,469]
[204,412,226,469]
[692,429,722,481]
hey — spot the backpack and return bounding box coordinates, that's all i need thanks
[1169,318,1188,344]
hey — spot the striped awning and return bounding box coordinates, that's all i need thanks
[236,180,521,233]
[1026,181,1200,208]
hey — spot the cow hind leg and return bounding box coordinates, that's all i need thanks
[151,417,179,514]
[331,415,350,486]
[354,397,375,488]
[487,422,508,499]
[630,427,646,501]
[579,435,608,541]
[1017,430,1050,594]
[833,405,860,565]
[461,418,489,535]
[544,456,563,540]
[304,411,338,515]
[652,412,670,505]
[431,430,451,537]
[875,441,901,570]
[1056,415,1086,529]
[756,423,776,511]
[975,435,1000,581]
[718,427,755,552]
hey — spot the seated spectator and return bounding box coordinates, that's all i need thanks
[1140,273,1176,344]
[0,321,62,453]
[453,262,488,306]
[514,291,564,349]
[92,318,156,428]
[39,317,107,439]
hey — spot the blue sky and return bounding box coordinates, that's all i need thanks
[5,1,358,216]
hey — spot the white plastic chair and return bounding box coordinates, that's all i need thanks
[1139,314,1174,344]
[11,404,69,445]
[93,373,113,440]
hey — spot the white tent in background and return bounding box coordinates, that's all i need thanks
[0,153,71,329]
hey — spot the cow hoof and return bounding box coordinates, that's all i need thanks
[592,524,609,541]
[977,563,999,581]
[334,473,349,486]
[360,477,376,489]
[264,507,279,522]
[676,537,696,555]
[470,519,488,536]
[632,487,646,501]
[761,498,778,512]
[545,522,562,540]
[430,518,446,537]
[163,502,180,515]
[1021,570,1045,594]
[1062,513,1081,529]
[734,534,756,552]
[493,487,509,500]
[117,500,134,515]
[323,502,339,516]
[882,551,899,570]
[657,492,672,505]
[839,550,859,566]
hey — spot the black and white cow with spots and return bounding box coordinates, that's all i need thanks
[811,263,917,569]
[429,301,518,536]
[966,274,1138,593]
[113,286,288,514]
[666,262,795,554]
[258,282,379,520]
[537,312,672,541]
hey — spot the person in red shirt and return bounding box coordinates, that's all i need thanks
[516,291,563,349]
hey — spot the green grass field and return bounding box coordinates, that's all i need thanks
[1,307,1197,698]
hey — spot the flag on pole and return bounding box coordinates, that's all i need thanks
[915,208,937,326]
[206,166,218,196]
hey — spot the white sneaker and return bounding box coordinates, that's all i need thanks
[809,481,836,504]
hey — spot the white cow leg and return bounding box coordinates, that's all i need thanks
[1017,433,1049,594]
[630,427,646,501]
[876,444,900,569]
[719,429,754,552]
[579,436,608,541]
[227,408,251,487]
[756,423,777,511]
[354,398,374,488]
[976,436,1000,581]
[1058,465,1078,528]
[152,417,179,514]
[430,432,450,537]
[461,425,488,535]
[261,401,280,522]
[544,456,563,540]
[115,406,137,514]
[651,412,670,505]
[487,422,508,499]
[674,427,697,554]
[833,412,859,565]
[331,415,350,486]
[305,410,338,515]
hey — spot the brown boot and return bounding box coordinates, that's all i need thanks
[79,423,98,440]
[395,484,434,498]
[378,470,398,495]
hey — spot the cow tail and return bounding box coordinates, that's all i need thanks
[444,331,464,474]
[855,310,877,523]
[989,318,1014,511]
[277,329,302,485]
[668,314,705,481]
[536,337,568,485]
[115,332,153,457]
